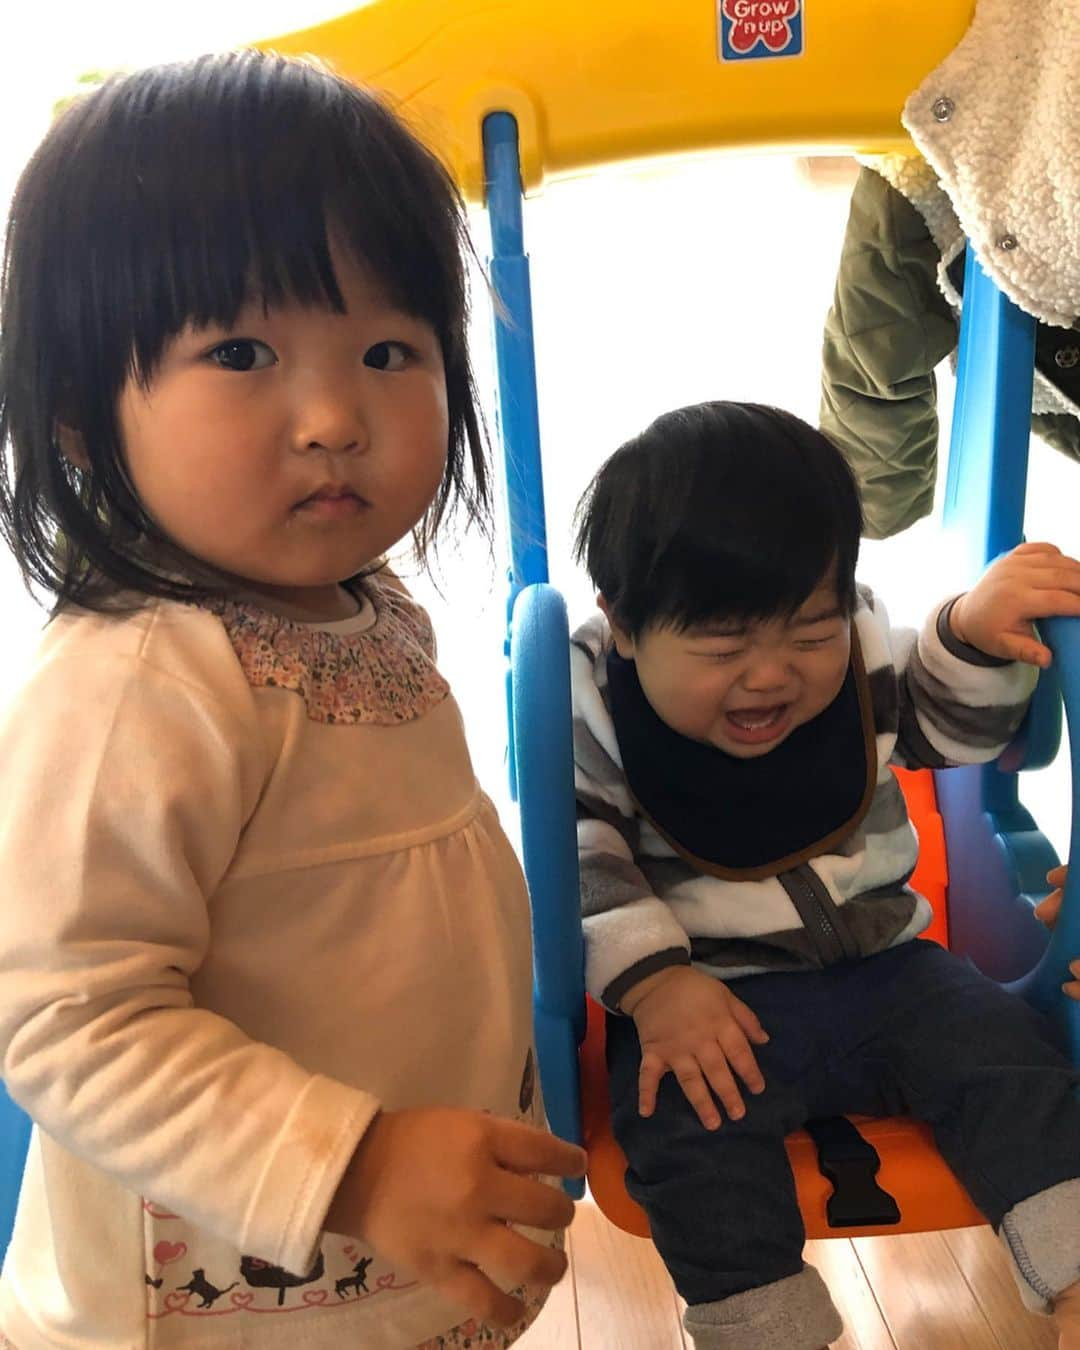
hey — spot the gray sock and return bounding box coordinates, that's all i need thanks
[1000,1177,1080,1314]
[683,1264,843,1350]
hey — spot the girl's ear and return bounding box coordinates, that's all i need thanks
[597,593,636,659]
[55,423,90,471]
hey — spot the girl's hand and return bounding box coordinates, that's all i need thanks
[324,1108,585,1327]
[950,543,1080,667]
[1034,864,1080,1000]
[621,965,768,1129]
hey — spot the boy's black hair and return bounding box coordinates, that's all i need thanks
[0,50,490,610]
[574,401,863,637]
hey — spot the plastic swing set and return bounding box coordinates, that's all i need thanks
[273,0,1080,1242]
[1,0,1079,1262]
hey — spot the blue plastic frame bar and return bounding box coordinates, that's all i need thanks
[482,112,549,601]
[935,242,1063,983]
[483,112,551,802]
[0,1085,29,1260]
[941,241,1060,777]
[482,116,585,1177]
[1019,616,1080,1062]
[943,243,1036,577]
[510,584,586,1184]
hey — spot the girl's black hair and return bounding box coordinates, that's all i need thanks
[574,401,863,637]
[0,49,490,610]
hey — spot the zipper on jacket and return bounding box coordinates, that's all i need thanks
[779,865,860,965]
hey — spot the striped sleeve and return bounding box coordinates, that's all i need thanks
[889,594,1038,769]
[570,620,692,1009]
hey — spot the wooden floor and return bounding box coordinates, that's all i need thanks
[518,1198,1057,1349]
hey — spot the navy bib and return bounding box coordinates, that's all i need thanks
[605,637,875,878]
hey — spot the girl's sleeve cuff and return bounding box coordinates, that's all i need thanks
[241,1075,381,1277]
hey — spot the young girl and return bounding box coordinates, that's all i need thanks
[0,50,584,1350]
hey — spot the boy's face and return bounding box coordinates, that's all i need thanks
[605,576,852,758]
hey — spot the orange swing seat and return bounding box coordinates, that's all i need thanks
[580,766,987,1240]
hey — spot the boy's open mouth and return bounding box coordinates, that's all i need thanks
[724,704,791,745]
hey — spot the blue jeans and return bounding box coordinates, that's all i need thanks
[606,940,1080,1307]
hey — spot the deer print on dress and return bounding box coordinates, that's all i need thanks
[336,1257,374,1298]
[176,1269,238,1308]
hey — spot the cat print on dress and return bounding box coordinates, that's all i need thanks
[175,1270,238,1309]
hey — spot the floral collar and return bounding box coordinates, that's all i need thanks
[202,578,449,726]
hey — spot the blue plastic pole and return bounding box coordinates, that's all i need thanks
[940,241,1060,775]
[511,585,586,1181]
[0,1085,30,1260]
[482,112,549,601]
[483,112,550,805]
[943,243,1036,576]
[936,243,1062,984]
[1018,616,1080,1061]
[481,118,585,1176]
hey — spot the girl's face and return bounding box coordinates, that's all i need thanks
[115,245,449,619]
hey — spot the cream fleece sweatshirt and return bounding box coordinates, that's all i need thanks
[0,581,547,1349]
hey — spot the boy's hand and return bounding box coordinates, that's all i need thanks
[1034,864,1080,1000]
[950,543,1080,668]
[621,965,768,1130]
[324,1108,586,1327]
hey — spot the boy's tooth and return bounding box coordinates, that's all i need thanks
[731,707,781,728]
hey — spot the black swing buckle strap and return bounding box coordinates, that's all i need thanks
[804,1116,901,1228]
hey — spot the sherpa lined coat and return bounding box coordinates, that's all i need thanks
[571,589,1037,1010]
[820,0,1080,539]
[820,167,1080,539]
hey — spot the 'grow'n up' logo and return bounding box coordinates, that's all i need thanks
[719,0,804,61]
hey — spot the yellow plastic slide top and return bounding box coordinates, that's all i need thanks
[261,0,975,203]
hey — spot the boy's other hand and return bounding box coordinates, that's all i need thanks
[324,1108,586,1327]
[1034,864,1080,1000]
[621,965,769,1129]
[950,542,1080,668]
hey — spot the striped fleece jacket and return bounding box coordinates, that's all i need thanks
[571,586,1038,1009]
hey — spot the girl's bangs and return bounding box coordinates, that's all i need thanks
[78,58,455,385]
